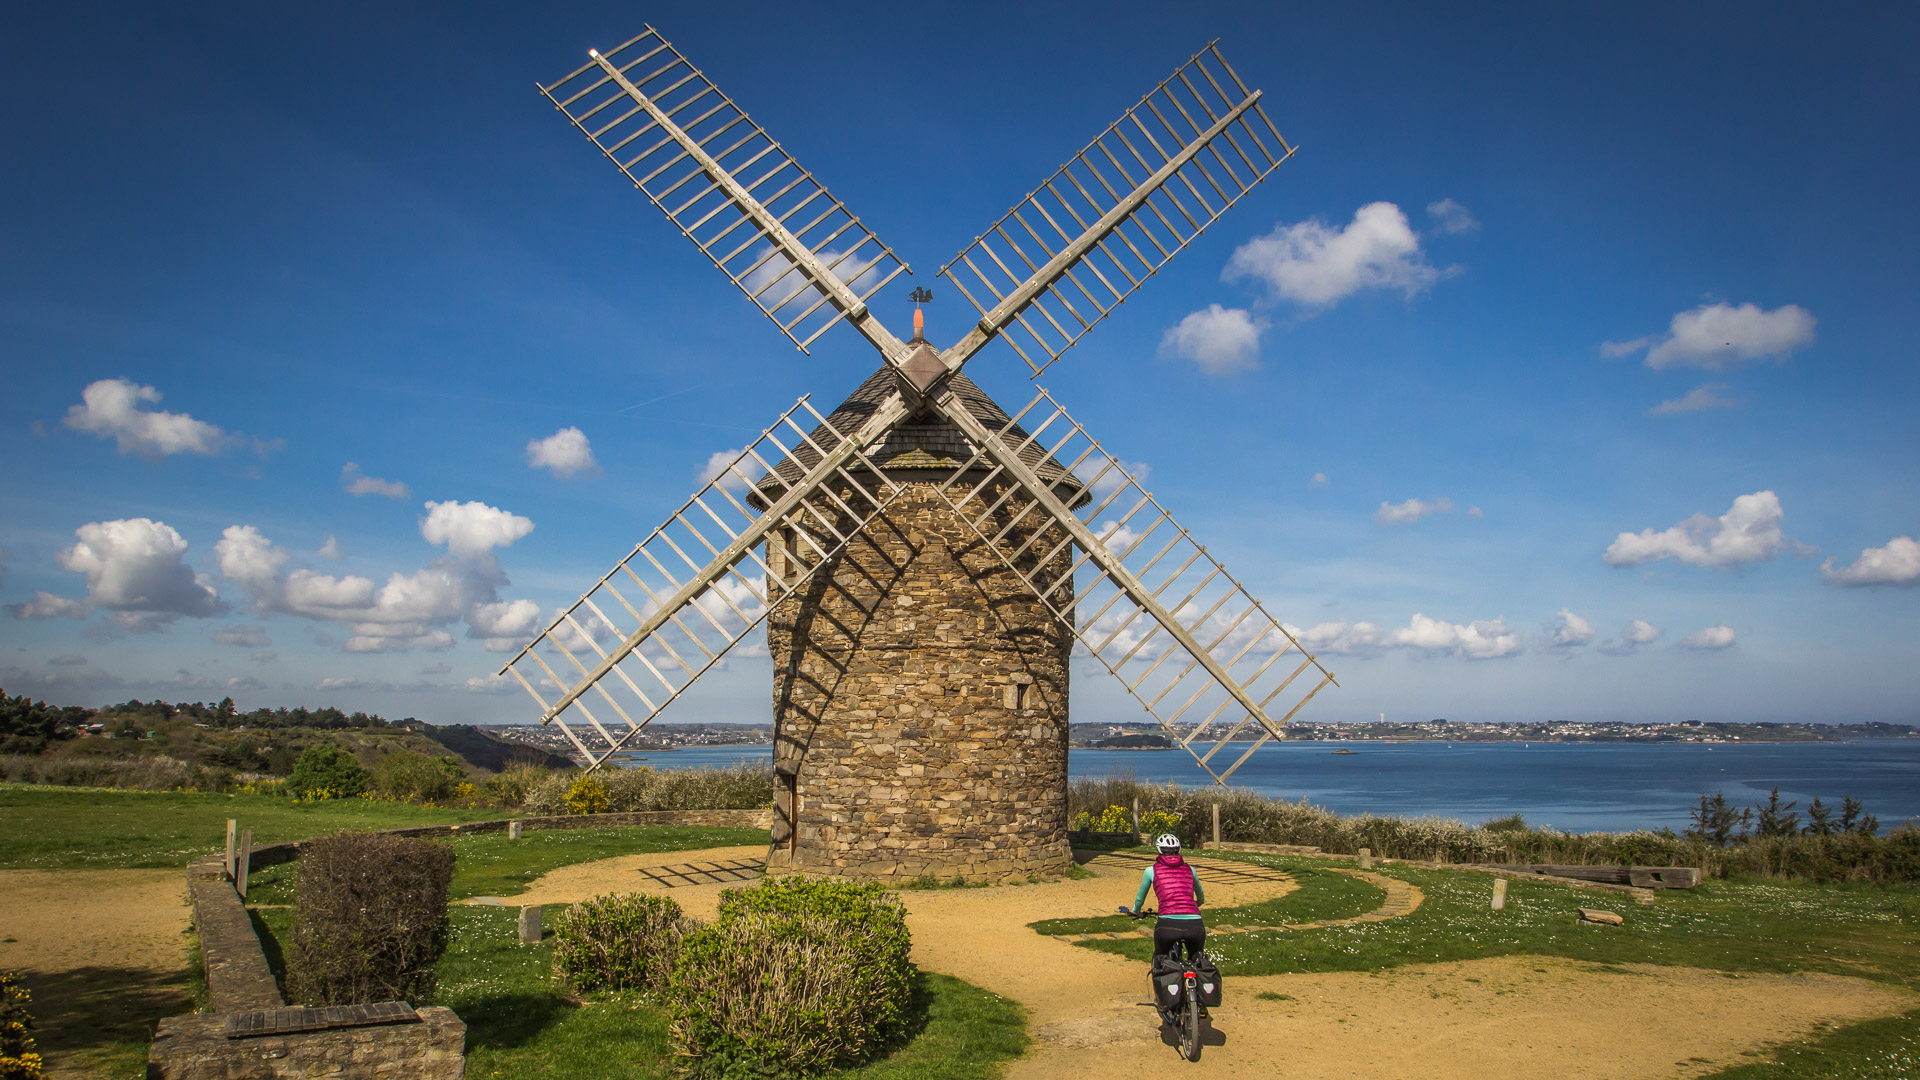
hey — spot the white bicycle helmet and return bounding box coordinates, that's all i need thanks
[1155,833,1181,853]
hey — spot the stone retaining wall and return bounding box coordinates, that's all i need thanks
[150,1007,465,1080]
[187,857,283,1014]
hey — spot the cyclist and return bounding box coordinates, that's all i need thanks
[1133,833,1207,979]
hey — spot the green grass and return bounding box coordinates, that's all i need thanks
[1054,854,1920,985]
[0,784,499,869]
[240,825,771,905]
[255,906,1025,1080]
[1695,1009,1920,1079]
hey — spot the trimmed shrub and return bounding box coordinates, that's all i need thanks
[286,832,454,1006]
[553,893,690,993]
[373,750,466,803]
[0,972,40,1080]
[667,876,913,1077]
[565,775,611,815]
[286,745,370,800]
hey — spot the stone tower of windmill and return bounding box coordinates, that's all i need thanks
[759,365,1089,880]
[502,25,1340,884]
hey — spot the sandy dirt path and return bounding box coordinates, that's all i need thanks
[515,847,1918,1080]
[0,868,191,975]
[0,869,196,1080]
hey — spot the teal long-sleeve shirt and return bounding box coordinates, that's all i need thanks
[1134,864,1204,918]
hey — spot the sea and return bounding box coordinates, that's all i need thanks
[625,739,1920,834]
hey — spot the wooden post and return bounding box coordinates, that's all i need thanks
[236,829,253,899]
[508,820,523,840]
[1212,803,1221,847]
[1357,846,1373,870]
[1492,878,1508,910]
[225,819,237,881]
[517,905,542,943]
[1131,799,1140,842]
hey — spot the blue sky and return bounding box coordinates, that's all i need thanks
[3,1,1916,727]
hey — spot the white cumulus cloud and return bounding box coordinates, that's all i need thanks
[1088,459,1149,501]
[46,518,226,630]
[420,501,534,558]
[1623,619,1662,644]
[1375,497,1454,525]
[699,449,766,493]
[1387,613,1523,660]
[341,463,411,500]
[1288,619,1383,655]
[1682,625,1737,650]
[527,427,599,480]
[1648,383,1737,416]
[1820,536,1920,587]
[216,523,532,654]
[1425,198,1480,236]
[1605,302,1815,371]
[1545,608,1596,649]
[10,591,93,620]
[1604,491,1787,569]
[1159,304,1265,374]
[469,598,544,652]
[1224,202,1441,308]
[63,378,235,459]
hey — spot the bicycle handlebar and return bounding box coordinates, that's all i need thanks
[1117,905,1155,919]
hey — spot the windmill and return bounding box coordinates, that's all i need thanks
[503,25,1338,881]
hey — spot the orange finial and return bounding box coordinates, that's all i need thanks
[913,306,924,340]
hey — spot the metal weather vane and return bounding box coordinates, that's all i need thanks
[501,25,1337,783]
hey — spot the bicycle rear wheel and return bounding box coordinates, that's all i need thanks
[1181,979,1201,1060]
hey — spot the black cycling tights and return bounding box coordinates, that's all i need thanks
[1153,917,1207,964]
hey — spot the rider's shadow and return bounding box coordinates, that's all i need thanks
[1155,1018,1228,1049]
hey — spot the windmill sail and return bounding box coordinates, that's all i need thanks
[541,27,911,355]
[498,390,911,769]
[926,388,1336,783]
[938,43,1294,377]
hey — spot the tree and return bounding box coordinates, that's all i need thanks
[1803,797,1835,837]
[1685,792,1750,847]
[0,692,82,756]
[286,745,371,800]
[1840,796,1879,837]
[1754,788,1800,838]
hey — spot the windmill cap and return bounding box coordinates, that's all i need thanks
[747,365,1088,508]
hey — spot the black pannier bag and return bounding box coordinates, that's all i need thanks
[1193,954,1223,1007]
[1151,954,1187,1009]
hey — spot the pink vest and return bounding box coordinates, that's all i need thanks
[1152,855,1199,915]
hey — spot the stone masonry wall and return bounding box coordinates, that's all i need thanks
[765,476,1074,883]
[149,1008,465,1080]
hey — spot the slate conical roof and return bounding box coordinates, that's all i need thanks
[755,365,1085,498]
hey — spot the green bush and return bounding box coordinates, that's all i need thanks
[286,745,371,800]
[667,876,913,1077]
[526,761,773,816]
[373,750,466,803]
[0,971,40,1080]
[480,762,550,807]
[565,775,611,815]
[552,893,691,993]
[286,832,454,1005]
